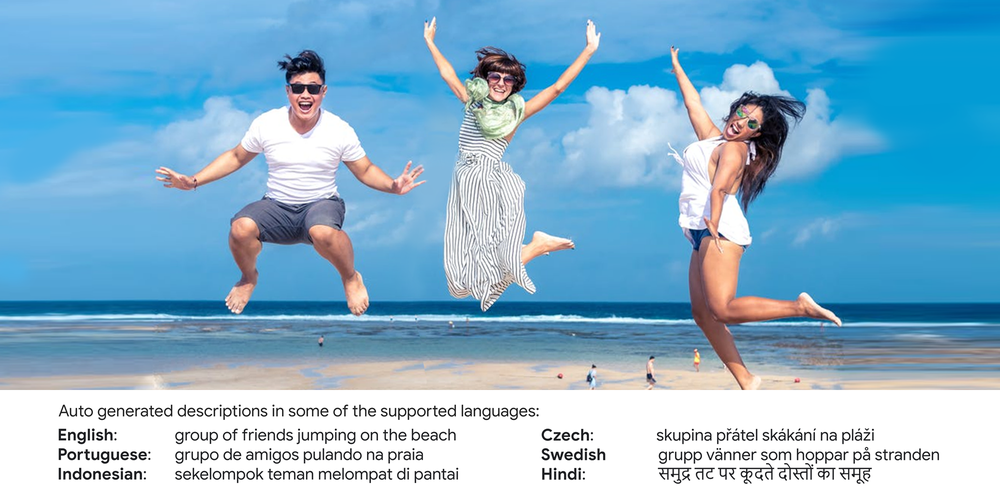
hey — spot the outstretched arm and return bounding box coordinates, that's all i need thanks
[424,17,468,103]
[671,47,720,141]
[343,156,425,195]
[521,20,601,122]
[155,144,257,191]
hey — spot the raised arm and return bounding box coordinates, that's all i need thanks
[343,156,425,195]
[424,17,468,103]
[521,20,601,122]
[155,144,257,191]
[671,47,720,141]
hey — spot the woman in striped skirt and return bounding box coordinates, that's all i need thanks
[423,18,600,311]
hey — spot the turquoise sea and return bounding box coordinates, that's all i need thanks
[1,301,998,381]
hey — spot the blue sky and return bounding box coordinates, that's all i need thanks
[0,0,997,304]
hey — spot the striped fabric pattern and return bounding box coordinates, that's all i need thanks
[444,111,535,311]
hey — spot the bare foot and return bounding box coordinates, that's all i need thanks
[798,292,842,326]
[344,271,369,316]
[225,271,258,314]
[744,375,762,390]
[530,231,575,255]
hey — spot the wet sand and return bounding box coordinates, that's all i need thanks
[3,359,994,390]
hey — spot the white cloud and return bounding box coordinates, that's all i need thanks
[0,1,885,96]
[780,89,884,179]
[346,205,392,233]
[287,0,419,30]
[793,217,844,246]
[559,85,693,188]
[348,200,442,248]
[548,61,882,189]
[154,97,254,168]
[756,227,780,242]
[369,208,419,246]
[415,1,870,68]
[0,97,253,201]
[700,61,788,109]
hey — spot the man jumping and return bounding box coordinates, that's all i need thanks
[156,50,423,315]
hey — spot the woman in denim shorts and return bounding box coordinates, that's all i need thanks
[670,47,842,390]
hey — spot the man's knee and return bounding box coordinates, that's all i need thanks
[308,225,343,247]
[230,217,260,242]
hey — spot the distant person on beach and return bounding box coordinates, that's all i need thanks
[424,17,600,311]
[587,364,597,390]
[156,50,424,316]
[693,348,700,372]
[646,356,656,390]
[670,47,841,390]
[318,335,324,348]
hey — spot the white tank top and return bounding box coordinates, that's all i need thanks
[674,136,754,246]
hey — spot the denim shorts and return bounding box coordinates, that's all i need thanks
[232,196,346,245]
[684,228,748,252]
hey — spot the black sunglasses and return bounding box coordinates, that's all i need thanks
[288,83,324,95]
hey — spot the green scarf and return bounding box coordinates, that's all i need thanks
[464,77,524,140]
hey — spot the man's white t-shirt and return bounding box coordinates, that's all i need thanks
[240,107,367,204]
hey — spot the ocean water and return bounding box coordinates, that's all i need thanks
[0,301,998,379]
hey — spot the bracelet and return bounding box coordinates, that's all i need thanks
[192,177,198,191]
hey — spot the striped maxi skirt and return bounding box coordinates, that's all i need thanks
[443,152,535,311]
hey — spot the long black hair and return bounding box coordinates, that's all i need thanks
[725,92,806,211]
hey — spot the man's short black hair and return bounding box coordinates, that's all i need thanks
[278,50,326,83]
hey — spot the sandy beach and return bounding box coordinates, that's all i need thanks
[3,359,996,390]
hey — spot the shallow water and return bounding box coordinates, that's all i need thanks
[1,301,997,379]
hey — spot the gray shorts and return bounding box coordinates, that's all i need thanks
[231,196,346,245]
